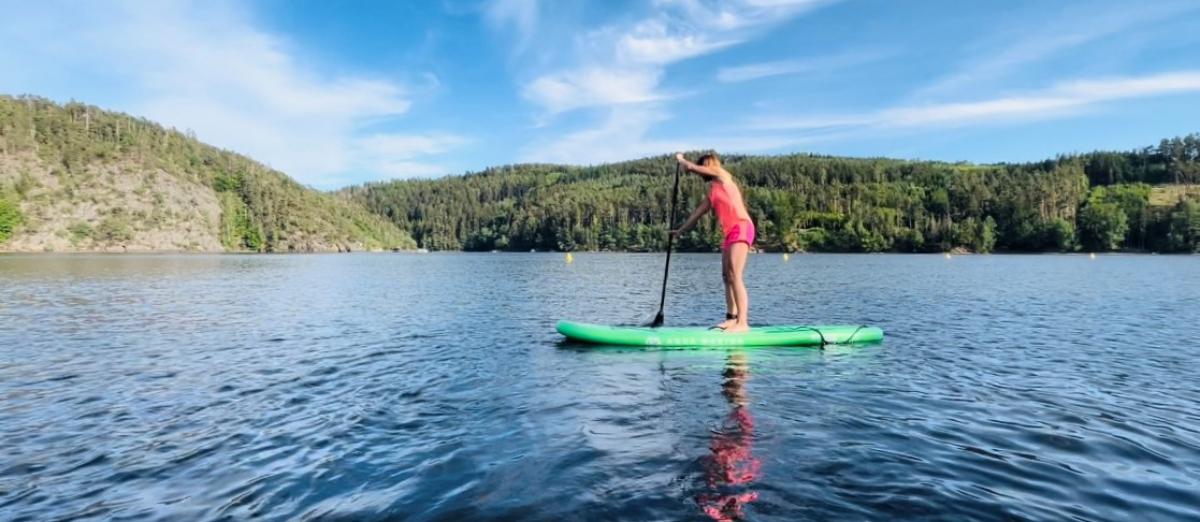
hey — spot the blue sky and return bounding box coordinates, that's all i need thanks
[3,0,1200,188]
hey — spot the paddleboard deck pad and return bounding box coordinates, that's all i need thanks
[556,320,883,347]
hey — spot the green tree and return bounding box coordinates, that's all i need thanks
[975,216,997,253]
[1087,184,1150,248]
[1167,200,1200,252]
[0,197,23,243]
[1043,218,1077,252]
[1078,202,1128,252]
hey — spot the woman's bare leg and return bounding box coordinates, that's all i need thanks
[715,250,737,329]
[725,242,750,333]
[716,249,737,329]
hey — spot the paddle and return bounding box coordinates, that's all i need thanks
[649,162,682,327]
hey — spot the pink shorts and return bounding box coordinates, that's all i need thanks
[721,221,755,250]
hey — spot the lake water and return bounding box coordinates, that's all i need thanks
[1,253,1198,521]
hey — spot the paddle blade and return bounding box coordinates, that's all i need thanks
[648,311,664,327]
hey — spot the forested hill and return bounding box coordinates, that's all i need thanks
[1,95,1196,255]
[345,139,1200,253]
[0,95,414,252]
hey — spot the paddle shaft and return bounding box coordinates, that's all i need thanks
[653,163,682,326]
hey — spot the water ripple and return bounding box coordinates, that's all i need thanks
[0,253,1198,521]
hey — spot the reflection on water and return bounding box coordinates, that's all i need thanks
[698,352,760,521]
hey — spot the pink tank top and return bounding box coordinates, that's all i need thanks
[709,180,751,235]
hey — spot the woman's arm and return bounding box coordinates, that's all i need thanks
[672,197,711,237]
[676,153,720,179]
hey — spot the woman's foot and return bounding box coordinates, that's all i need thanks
[724,322,750,333]
[712,319,737,330]
[712,314,737,330]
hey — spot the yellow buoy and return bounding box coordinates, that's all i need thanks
[1089,252,1096,260]
[783,253,790,261]
[944,252,952,259]
[566,252,574,264]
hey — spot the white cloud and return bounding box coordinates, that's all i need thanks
[914,2,1199,99]
[518,0,836,115]
[365,160,453,179]
[615,19,739,65]
[717,50,889,83]
[523,68,664,114]
[745,114,875,131]
[740,0,828,7]
[0,1,459,188]
[348,133,466,179]
[511,0,840,162]
[521,104,800,164]
[719,60,811,83]
[485,0,541,54]
[354,133,467,158]
[746,70,1200,131]
[654,0,830,29]
[521,106,675,164]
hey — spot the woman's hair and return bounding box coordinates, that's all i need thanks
[697,151,721,167]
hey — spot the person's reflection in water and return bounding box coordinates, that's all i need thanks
[697,352,760,521]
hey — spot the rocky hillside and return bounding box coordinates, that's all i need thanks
[0,95,414,252]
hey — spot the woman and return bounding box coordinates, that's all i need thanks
[672,152,755,332]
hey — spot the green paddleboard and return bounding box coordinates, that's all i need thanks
[556,320,883,347]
